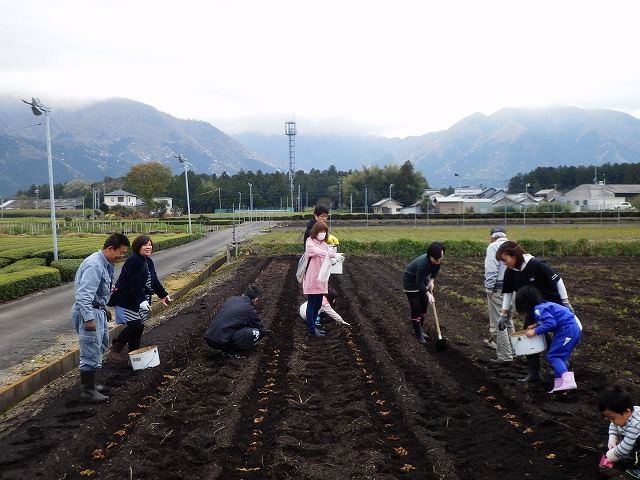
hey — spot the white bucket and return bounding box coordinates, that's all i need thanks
[128,345,160,371]
[509,330,546,356]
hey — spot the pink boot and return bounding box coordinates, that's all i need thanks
[555,371,577,392]
[548,378,562,394]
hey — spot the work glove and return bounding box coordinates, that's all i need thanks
[497,314,508,331]
[426,292,435,304]
[139,300,151,311]
[334,252,345,263]
[428,278,435,291]
[608,435,619,450]
[606,447,620,463]
[562,301,574,314]
[161,295,172,306]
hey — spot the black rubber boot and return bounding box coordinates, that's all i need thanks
[80,371,110,402]
[517,354,543,383]
[411,320,427,344]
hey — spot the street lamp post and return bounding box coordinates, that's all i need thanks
[248,183,253,211]
[91,184,96,220]
[35,189,39,210]
[175,154,192,234]
[22,97,58,260]
[524,183,531,232]
[218,187,222,211]
[365,184,369,227]
[389,183,393,199]
[454,173,463,227]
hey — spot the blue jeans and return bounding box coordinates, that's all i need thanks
[71,305,108,371]
[306,294,324,333]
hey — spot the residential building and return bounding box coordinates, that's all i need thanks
[372,197,403,214]
[564,183,640,211]
[104,190,138,208]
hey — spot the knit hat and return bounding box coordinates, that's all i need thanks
[244,285,262,300]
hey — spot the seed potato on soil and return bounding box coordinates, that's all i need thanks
[0,255,638,479]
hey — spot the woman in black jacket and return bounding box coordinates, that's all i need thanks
[109,235,170,364]
[495,241,574,383]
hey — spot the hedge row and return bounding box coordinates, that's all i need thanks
[0,234,198,303]
[249,238,640,258]
[0,258,46,274]
[0,267,61,302]
[50,259,85,282]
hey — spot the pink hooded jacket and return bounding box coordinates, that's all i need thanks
[303,236,336,294]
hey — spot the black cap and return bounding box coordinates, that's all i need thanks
[490,226,506,236]
[244,285,262,300]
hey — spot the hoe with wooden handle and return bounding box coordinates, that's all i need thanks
[430,299,448,351]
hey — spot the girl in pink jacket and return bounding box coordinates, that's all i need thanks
[303,221,344,337]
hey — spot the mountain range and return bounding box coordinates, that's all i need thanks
[2,94,640,195]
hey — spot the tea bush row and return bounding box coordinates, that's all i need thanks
[248,238,640,258]
[0,233,198,302]
[0,268,61,302]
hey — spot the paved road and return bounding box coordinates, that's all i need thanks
[0,221,271,370]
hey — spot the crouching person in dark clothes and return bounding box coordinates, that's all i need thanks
[203,286,269,359]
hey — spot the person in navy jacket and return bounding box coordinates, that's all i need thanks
[203,286,269,359]
[109,235,170,364]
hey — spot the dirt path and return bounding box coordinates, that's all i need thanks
[0,255,638,479]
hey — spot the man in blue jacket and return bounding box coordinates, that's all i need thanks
[203,286,269,359]
[71,232,130,402]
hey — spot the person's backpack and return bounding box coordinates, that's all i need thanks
[296,253,311,283]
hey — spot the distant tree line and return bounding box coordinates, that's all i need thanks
[14,160,640,214]
[15,160,428,214]
[508,162,640,193]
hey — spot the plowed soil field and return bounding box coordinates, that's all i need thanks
[1,254,639,480]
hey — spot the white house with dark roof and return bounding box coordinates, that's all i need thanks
[372,197,403,214]
[104,190,138,207]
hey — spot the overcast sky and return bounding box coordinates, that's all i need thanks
[2,0,639,138]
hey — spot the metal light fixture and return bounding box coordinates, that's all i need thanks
[22,97,58,260]
[175,154,192,234]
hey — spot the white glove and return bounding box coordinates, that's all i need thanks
[428,278,435,291]
[426,292,435,304]
[162,295,172,305]
[334,252,345,263]
[606,447,620,463]
[608,435,619,450]
[139,300,151,311]
[330,258,337,265]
